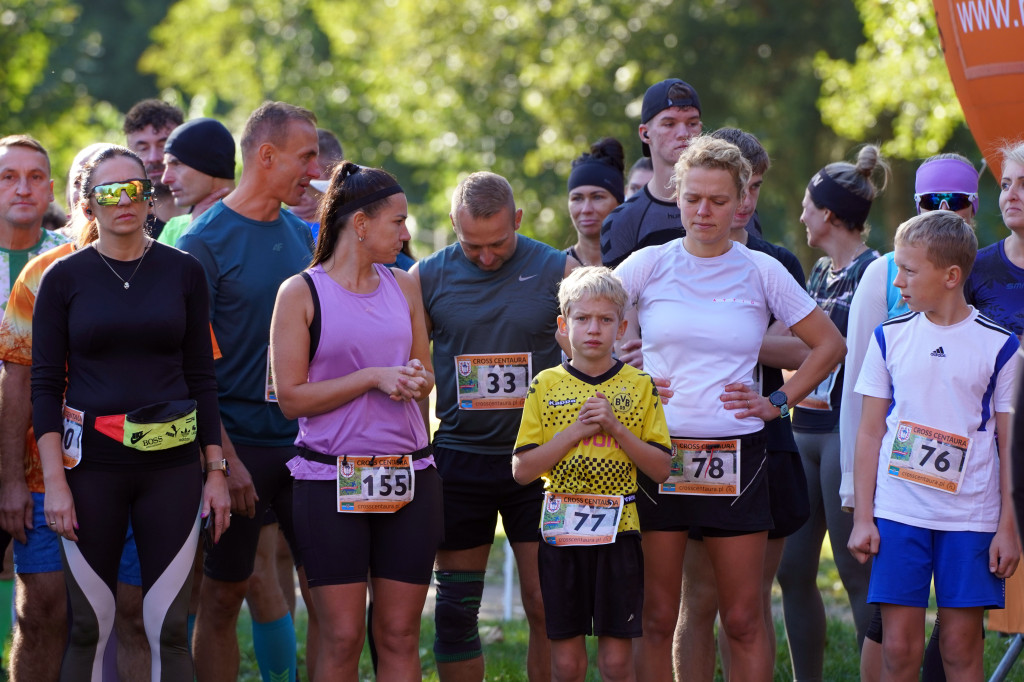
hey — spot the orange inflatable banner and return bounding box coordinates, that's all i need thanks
[933,0,1024,181]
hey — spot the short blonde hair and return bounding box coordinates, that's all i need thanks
[558,266,628,319]
[894,210,977,276]
[673,135,751,202]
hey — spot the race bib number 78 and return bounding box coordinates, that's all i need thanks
[660,438,740,496]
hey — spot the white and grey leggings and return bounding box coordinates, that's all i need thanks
[59,461,202,682]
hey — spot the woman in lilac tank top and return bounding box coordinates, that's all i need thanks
[270,162,442,680]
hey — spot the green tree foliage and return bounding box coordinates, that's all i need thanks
[139,0,870,257]
[812,0,1008,248]
[7,0,986,259]
[814,0,962,160]
[46,0,176,111]
[0,0,153,204]
[0,0,75,118]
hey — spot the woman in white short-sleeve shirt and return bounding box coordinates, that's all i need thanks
[616,136,845,682]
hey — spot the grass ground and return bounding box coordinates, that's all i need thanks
[230,534,1024,682]
[3,536,1022,680]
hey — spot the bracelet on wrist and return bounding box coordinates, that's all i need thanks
[205,458,230,477]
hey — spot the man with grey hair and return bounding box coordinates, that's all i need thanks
[412,172,577,681]
[180,101,319,682]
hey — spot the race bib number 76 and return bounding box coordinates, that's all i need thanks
[887,420,971,495]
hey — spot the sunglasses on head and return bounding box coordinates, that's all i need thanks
[915,191,976,212]
[90,179,154,206]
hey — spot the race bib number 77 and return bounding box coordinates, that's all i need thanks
[540,492,622,546]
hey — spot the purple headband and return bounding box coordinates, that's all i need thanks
[915,158,979,214]
[807,170,872,226]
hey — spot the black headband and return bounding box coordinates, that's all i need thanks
[568,160,625,204]
[335,184,404,219]
[807,170,872,225]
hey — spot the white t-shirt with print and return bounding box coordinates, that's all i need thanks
[615,240,816,437]
[856,308,1019,532]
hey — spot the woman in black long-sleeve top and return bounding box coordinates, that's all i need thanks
[31,145,229,681]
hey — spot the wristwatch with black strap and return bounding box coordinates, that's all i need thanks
[768,390,790,420]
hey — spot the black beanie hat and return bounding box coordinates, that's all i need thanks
[164,118,235,179]
[567,159,625,204]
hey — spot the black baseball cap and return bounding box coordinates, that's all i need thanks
[640,79,701,157]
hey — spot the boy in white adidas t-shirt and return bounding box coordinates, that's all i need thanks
[848,210,1020,680]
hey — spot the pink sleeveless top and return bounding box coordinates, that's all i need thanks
[290,264,430,480]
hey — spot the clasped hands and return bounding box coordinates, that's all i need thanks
[380,359,430,402]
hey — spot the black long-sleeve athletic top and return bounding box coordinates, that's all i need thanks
[31,241,221,469]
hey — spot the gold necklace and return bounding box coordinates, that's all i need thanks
[94,241,151,290]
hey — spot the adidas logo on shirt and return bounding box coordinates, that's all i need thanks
[930,347,946,357]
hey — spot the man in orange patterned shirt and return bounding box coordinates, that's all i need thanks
[0,134,71,681]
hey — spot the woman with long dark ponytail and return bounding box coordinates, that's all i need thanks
[270,162,441,680]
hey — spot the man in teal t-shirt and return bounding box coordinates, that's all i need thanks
[180,102,319,682]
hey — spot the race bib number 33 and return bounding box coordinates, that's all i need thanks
[541,492,622,546]
[660,438,740,496]
[455,353,531,410]
[337,455,415,513]
[887,420,971,495]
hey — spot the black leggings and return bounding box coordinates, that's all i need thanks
[60,461,202,681]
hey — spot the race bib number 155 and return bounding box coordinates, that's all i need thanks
[337,455,415,512]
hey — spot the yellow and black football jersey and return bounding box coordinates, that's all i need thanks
[515,360,671,532]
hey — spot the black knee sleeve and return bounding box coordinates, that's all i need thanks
[433,571,485,663]
[865,604,883,643]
